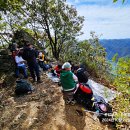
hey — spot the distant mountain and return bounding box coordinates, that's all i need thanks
[99,39,130,60]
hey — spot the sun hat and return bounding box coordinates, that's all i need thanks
[62,62,72,69]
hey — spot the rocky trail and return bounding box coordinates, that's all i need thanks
[0,72,116,130]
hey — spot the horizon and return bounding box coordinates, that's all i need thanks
[67,0,130,40]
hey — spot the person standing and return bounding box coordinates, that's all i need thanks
[22,43,42,83]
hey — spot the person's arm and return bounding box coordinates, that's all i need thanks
[42,54,45,61]
[15,56,19,64]
[73,73,78,82]
[15,56,25,64]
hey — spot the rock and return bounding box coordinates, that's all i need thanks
[6,97,16,105]
[44,98,53,105]
[0,49,9,55]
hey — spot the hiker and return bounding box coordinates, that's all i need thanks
[38,51,47,71]
[53,64,62,77]
[15,50,27,78]
[22,43,42,83]
[60,62,78,104]
[9,43,20,77]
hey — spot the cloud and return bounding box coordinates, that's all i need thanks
[67,0,130,39]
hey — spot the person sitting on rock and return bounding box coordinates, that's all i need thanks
[53,64,62,77]
[15,50,27,79]
[60,62,78,104]
[38,51,46,71]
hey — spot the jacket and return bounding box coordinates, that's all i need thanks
[60,70,76,91]
[22,47,37,64]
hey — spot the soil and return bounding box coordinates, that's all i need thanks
[0,72,116,130]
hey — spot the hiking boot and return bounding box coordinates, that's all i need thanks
[65,98,76,105]
[65,99,71,105]
[71,99,76,105]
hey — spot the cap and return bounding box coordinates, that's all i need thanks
[62,62,72,69]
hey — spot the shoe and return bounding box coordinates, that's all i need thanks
[65,99,71,105]
[37,80,42,84]
[65,98,76,105]
[71,99,76,105]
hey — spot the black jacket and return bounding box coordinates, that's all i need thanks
[22,47,38,64]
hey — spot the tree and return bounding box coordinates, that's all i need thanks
[22,0,84,60]
[0,0,84,60]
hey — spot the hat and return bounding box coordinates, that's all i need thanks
[62,62,72,69]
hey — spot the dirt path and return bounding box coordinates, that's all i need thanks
[0,73,115,130]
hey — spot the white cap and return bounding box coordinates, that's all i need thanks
[62,62,72,69]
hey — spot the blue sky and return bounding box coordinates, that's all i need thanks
[67,0,130,40]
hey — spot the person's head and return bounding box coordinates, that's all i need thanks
[62,62,72,70]
[39,52,43,56]
[27,43,33,49]
[57,64,62,69]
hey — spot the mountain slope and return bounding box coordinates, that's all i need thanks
[99,39,130,60]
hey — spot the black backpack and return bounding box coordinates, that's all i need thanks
[76,68,89,83]
[15,79,34,95]
[74,83,93,110]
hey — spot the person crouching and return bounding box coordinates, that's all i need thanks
[60,62,78,105]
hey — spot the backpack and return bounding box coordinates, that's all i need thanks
[92,95,113,122]
[76,68,89,83]
[15,79,34,95]
[74,83,93,110]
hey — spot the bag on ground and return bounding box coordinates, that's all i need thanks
[15,79,34,95]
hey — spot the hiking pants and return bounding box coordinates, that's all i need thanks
[16,65,27,78]
[28,62,40,81]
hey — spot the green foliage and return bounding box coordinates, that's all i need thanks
[113,0,125,3]
[61,32,110,77]
[112,53,118,62]
[114,57,130,94]
[0,0,84,60]
[0,0,23,12]
[112,57,130,128]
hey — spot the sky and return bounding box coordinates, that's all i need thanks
[67,0,130,40]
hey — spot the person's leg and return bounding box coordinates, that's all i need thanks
[62,90,76,105]
[21,65,28,78]
[28,64,36,81]
[15,66,19,78]
[34,63,41,82]
[38,61,43,68]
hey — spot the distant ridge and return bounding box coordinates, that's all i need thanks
[99,39,130,60]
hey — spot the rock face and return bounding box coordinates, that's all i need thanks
[0,49,14,73]
[12,30,38,47]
